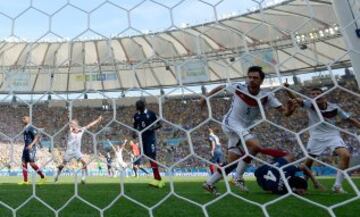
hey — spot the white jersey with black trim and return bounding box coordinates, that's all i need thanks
[209,133,221,147]
[224,83,282,127]
[67,127,85,153]
[303,100,350,139]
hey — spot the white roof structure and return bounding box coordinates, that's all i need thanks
[0,0,350,93]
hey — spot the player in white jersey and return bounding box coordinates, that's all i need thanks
[110,139,129,177]
[290,87,360,193]
[54,116,103,184]
[200,66,297,194]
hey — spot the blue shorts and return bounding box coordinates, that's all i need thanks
[22,148,36,163]
[143,138,156,160]
[133,156,142,165]
[210,150,223,164]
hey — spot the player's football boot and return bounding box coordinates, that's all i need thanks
[332,185,347,194]
[18,181,30,185]
[148,179,165,188]
[158,180,166,188]
[202,182,221,196]
[38,177,47,185]
[149,179,160,188]
[231,177,249,192]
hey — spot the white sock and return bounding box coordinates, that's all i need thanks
[234,160,248,180]
[206,172,222,185]
[81,169,87,181]
[335,170,345,187]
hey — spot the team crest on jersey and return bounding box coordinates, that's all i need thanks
[235,90,268,107]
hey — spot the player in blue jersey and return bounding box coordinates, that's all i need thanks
[19,116,46,185]
[208,128,223,174]
[133,99,164,188]
[255,152,323,195]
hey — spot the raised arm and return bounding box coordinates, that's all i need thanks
[120,139,128,150]
[348,117,360,129]
[84,116,103,130]
[284,81,304,106]
[199,85,226,109]
[108,140,117,153]
[276,98,298,117]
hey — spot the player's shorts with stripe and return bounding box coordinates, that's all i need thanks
[107,160,112,169]
[210,149,223,164]
[116,160,128,169]
[222,117,255,154]
[307,136,347,156]
[132,156,141,165]
[143,138,156,159]
[63,150,83,163]
[22,148,36,163]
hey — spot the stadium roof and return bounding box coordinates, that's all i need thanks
[0,0,350,93]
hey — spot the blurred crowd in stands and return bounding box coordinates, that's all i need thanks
[0,74,359,172]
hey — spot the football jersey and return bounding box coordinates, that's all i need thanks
[130,142,140,156]
[133,109,158,141]
[67,127,85,152]
[115,147,124,162]
[255,158,300,194]
[24,125,38,148]
[224,83,282,127]
[209,133,222,150]
[303,100,350,139]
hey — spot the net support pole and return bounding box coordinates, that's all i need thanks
[332,0,360,89]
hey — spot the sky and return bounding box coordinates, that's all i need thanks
[0,0,283,41]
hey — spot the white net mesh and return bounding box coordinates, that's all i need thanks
[0,0,359,216]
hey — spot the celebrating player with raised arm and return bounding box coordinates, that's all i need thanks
[200,66,297,194]
[111,139,128,171]
[54,116,103,184]
[19,116,46,185]
[286,87,360,193]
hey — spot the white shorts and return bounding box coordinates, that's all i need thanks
[222,118,255,154]
[116,160,128,169]
[307,136,347,156]
[63,150,83,163]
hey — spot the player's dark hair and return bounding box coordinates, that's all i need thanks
[310,87,323,93]
[135,99,146,112]
[248,66,265,80]
[288,176,308,192]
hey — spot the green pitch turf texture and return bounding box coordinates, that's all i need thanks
[0,176,359,217]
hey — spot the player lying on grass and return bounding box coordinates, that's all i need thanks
[255,151,324,195]
[54,116,103,184]
[285,86,360,193]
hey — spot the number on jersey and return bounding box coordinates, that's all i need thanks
[264,170,277,182]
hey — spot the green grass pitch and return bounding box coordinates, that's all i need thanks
[0,176,359,217]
